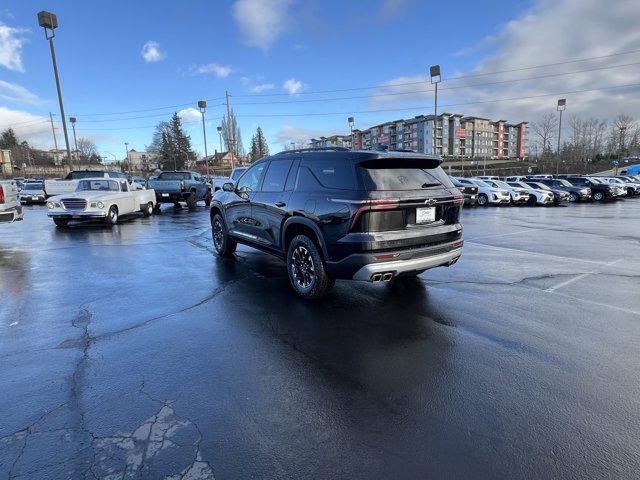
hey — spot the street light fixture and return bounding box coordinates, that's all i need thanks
[556,98,566,175]
[38,11,73,169]
[429,65,441,156]
[348,116,355,150]
[69,116,78,168]
[198,100,210,178]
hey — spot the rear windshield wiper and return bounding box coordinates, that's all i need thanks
[421,182,440,188]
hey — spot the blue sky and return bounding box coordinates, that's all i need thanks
[1,0,639,160]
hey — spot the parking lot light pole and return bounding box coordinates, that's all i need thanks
[38,11,73,168]
[556,98,566,175]
[429,65,441,156]
[69,116,77,169]
[198,100,210,178]
[348,117,355,150]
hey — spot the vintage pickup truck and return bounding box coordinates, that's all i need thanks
[44,170,128,197]
[0,180,24,223]
[147,171,211,209]
[47,178,156,227]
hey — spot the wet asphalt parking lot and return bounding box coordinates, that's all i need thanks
[1,199,639,479]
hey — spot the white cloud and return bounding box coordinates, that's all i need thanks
[177,108,202,123]
[0,107,53,148]
[141,41,165,62]
[251,83,275,93]
[379,0,408,20]
[0,21,28,71]
[369,0,640,123]
[283,78,304,94]
[191,63,233,78]
[0,80,41,104]
[232,0,293,51]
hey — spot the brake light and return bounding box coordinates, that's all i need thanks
[349,201,399,230]
[0,186,4,203]
[453,195,464,205]
[452,241,463,248]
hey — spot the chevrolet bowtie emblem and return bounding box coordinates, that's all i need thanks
[424,198,437,206]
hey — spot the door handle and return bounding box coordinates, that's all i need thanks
[275,201,286,208]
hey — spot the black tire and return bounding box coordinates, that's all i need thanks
[527,195,538,206]
[569,192,578,202]
[204,190,212,207]
[173,201,181,209]
[187,191,198,209]
[53,218,69,228]
[286,234,334,300]
[142,202,154,217]
[105,206,118,225]
[593,191,605,202]
[153,204,162,214]
[212,213,236,257]
[477,193,488,207]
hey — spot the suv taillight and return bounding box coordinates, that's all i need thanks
[0,186,4,203]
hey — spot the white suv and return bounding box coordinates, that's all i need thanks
[481,179,530,205]
[507,181,554,205]
[454,177,511,206]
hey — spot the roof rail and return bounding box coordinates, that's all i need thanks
[276,147,351,154]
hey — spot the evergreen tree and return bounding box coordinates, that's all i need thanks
[0,128,19,149]
[147,114,196,170]
[249,127,269,162]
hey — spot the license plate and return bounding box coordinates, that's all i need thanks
[161,193,169,197]
[416,207,436,224]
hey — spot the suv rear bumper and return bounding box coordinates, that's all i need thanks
[326,238,462,281]
[0,205,24,223]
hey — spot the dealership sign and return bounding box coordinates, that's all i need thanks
[455,129,467,138]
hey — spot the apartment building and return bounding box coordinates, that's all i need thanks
[309,134,352,149]
[323,113,528,159]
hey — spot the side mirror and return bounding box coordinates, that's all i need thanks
[222,182,234,192]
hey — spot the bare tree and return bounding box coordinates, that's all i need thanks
[530,113,558,158]
[76,138,101,163]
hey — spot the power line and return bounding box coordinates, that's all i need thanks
[232,82,640,118]
[69,105,226,123]
[68,96,226,117]
[232,61,640,106]
[232,48,640,97]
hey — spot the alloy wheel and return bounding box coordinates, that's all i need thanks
[291,245,315,289]
[213,218,224,249]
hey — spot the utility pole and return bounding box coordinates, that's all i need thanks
[124,142,130,173]
[38,11,72,167]
[49,112,59,163]
[225,91,235,170]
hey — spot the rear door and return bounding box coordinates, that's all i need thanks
[251,157,296,248]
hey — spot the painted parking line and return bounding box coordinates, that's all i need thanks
[465,241,613,266]
[465,229,534,241]
[545,258,623,292]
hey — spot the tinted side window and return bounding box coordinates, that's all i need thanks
[262,159,293,192]
[237,163,266,193]
[295,166,322,192]
[303,160,356,190]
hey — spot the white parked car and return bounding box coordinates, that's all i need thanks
[47,178,157,227]
[507,181,555,205]
[601,177,639,197]
[587,177,626,197]
[454,177,511,206]
[19,182,47,204]
[212,167,248,191]
[44,170,128,197]
[0,180,24,223]
[480,179,530,205]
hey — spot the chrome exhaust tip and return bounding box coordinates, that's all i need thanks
[371,273,383,282]
[382,272,394,282]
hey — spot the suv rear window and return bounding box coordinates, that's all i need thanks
[359,159,453,191]
[66,171,105,180]
[158,172,190,180]
[299,160,356,190]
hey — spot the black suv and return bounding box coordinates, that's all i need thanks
[563,176,617,201]
[209,148,463,299]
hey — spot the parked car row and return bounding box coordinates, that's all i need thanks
[453,174,640,207]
